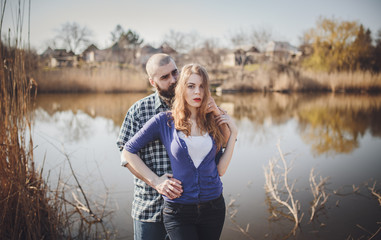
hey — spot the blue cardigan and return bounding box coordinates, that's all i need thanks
[124,112,223,204]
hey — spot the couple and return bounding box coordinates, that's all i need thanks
[116,53,238,240]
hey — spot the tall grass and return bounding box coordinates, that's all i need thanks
[219,63,381,93]
[35,64,148,93]
[1,1,113,239]
[0,5,58,239]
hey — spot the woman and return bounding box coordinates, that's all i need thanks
[122,63,238,240]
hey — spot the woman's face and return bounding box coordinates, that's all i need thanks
[184,73,205,110]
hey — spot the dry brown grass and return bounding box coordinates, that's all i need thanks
[34,64,148,93]
[1,2,113,239]
[0,32,58,239]
[219,63,381,93]
[301,70,381,93]
[309,169,329,222]
[264,143,303,236]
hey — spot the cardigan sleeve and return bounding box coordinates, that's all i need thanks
[124,112,164,154]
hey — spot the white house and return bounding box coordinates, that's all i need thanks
[265,41,302,62]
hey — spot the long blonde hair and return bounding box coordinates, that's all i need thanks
[171,63,225,151]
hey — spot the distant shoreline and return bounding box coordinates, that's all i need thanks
[33,63,381,94]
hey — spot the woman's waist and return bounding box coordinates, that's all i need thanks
[163,185,222,204]
[165,192,223,206]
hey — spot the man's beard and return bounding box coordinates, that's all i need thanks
[155,82,177,104]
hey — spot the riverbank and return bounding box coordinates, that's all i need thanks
[218,63,381,93]
[33,63,381,94]
[34,64,148,93]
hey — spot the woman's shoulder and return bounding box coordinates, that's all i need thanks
[154,111,173,121]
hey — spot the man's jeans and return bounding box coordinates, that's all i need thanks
[133,219,168,240]
[163,194,226,240]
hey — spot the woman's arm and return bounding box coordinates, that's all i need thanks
[121,150,182,199]
[122,113,183,199]
[214,113,238,176]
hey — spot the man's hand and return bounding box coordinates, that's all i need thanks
[153,173,183,200]
[207,96,222,116]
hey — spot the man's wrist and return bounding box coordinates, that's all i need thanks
[215,106,224,116]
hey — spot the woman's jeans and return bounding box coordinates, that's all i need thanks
[163,194,226,240]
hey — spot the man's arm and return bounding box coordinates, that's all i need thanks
[214,113,238,176]
[207,96,230,146]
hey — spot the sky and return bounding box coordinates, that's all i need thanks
[3,0,381,53]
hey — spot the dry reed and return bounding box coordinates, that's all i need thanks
[35,64,148,93]
[219,63,381,93]
[0,12,57,240]
[226,198,255,240]
[369,181,381,206]
[263,143,303,235]
[1,1,113,239]
[309,168,329,222]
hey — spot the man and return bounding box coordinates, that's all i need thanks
[117,53,228,240]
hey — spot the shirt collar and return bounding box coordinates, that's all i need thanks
[154,91,169,110]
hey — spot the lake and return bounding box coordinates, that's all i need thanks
[31,92,381,240]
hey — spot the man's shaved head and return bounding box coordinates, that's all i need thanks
[146,53,174,79]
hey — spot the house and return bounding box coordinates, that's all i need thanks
[265,41,302,62]
[81,44,111,63]
[136,43,177,66]
[221,49,236,67]
[82,44,98,62]
[40,47,78,67]
[222,45,263,67]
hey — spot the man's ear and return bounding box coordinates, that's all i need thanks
[148,78,155,87]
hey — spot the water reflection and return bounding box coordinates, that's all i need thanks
[216,93,381,155]
[32,92,381,239]
[34,93,147,127]
[35,92,381,156]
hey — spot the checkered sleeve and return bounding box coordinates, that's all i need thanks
[124,114,162,154]
[116,103,141,153]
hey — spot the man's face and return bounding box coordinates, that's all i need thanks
[150,60,178,99]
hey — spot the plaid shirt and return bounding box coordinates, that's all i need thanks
[116,92,171,222]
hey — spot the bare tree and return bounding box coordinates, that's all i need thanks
[163,29,201,54]
[44,38,58,50]
[56,22,92,54]
[197,38,223,70]
[227,29,249,48]
[163,30,188,53]
[249,27,272,52]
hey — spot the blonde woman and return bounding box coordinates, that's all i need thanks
[122,63,238,240]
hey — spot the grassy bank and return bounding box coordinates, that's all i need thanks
[218,63,381,93]
[35,64,148,93]
[32,61,381,94]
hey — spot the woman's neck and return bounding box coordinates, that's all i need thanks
[188,106,198,120]
[188,107,204,136]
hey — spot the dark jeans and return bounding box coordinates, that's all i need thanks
[163,194,226,240]
[133,219,169,240]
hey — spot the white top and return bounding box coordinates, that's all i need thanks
[178,131,213,168]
